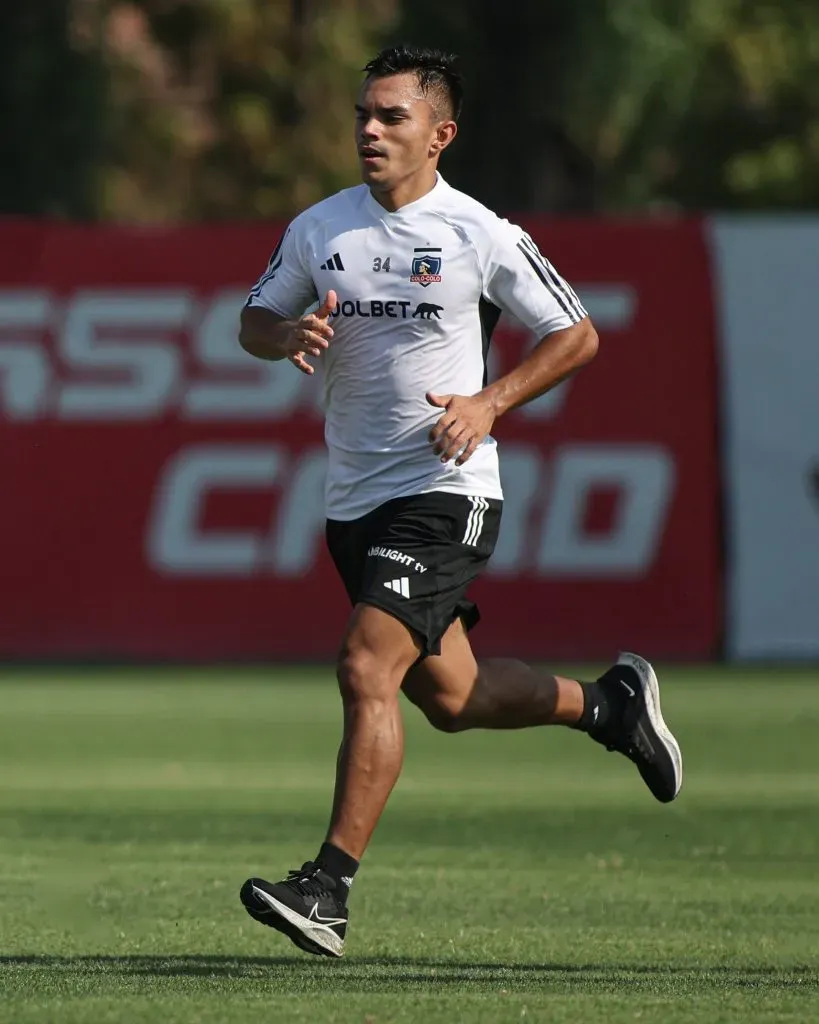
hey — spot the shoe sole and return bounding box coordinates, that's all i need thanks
[243,900,328,957]
[618,651,683,802]
[239,880,344,958]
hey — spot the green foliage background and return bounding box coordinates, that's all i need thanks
[2,0,818,220]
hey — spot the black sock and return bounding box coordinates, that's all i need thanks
[574,681,609,732]
[316,842,359,902]
[574,665,637,733]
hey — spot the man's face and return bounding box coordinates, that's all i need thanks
[355,72,448,191]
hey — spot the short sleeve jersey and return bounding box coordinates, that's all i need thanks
[247,174,587,521]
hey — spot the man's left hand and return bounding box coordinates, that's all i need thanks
[426,392,496,466]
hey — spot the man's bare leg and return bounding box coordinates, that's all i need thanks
[239,603,422,957]
[402,617,587,732]
[401,619,683,807]
[325,603,422,860]
[239,614,681,957]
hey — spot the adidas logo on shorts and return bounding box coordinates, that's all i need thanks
[384,577,410,598]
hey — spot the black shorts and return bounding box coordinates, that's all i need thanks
[326,491,502,658]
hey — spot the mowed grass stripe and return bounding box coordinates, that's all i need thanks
[0,668,817,1023]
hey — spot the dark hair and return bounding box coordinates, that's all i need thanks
[362,45,463,121]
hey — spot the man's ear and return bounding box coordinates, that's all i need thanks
[431,120,457,155]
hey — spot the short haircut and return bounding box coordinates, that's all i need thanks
[362,45,463,121]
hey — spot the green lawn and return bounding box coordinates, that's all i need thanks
[1,665,817,1023]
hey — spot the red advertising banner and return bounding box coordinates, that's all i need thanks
[0,219,720,660]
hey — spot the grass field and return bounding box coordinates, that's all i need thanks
[1,665,818,1023]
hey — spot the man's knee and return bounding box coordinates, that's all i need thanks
[410,690,469,733]
[337,642,407,705]
[335,605,421,704]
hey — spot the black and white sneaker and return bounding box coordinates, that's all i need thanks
[589,652,683,803]
[239,862,347,958]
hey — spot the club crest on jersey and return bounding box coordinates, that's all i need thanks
[410,248,442,286]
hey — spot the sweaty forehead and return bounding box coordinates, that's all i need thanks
[358,73,432,115]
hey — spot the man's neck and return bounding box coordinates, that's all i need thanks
[369,171,438,213]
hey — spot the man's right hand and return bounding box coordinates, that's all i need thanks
[239,290,337,370]
[282,290,337,375]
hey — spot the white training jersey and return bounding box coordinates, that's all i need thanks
[247,174,587,521]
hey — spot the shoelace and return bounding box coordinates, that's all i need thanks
[285,864,332,899]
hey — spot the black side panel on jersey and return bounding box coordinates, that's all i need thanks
[478,297,502,386]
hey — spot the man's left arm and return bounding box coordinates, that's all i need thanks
[428,318,597,465]
[429,223,599,465]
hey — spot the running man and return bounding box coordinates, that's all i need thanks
[238,45,682,958]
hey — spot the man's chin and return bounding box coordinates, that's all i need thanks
[360,164,390,186]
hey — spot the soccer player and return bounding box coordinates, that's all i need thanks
[237,45,682,958]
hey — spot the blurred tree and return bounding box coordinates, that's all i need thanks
[3,1,818,219]
[0,3,107,218]
[392,0,819,212]
[672,0,819,210]
[100,0,396,221]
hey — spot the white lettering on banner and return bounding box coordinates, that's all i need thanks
[58,291,188,419]
[488,447,542,572]
[487,445,675,577]
[580,285,637,330]
[536,446,675,577]
[147,445,286,575]
[268,449,328,576]
[0,286,632,422]
[0,291,51,420]
[486,285,637,421]
[0,288,320,422]
[182,290,321,420]
[145,441,673,579]
[520,286,637,422]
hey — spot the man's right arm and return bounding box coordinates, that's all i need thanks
[239,305,292,362]
[239,291,337,376]
[240,215,333,374]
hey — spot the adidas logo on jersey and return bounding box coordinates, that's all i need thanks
[320,253,345,271]
[384,577,411,599]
